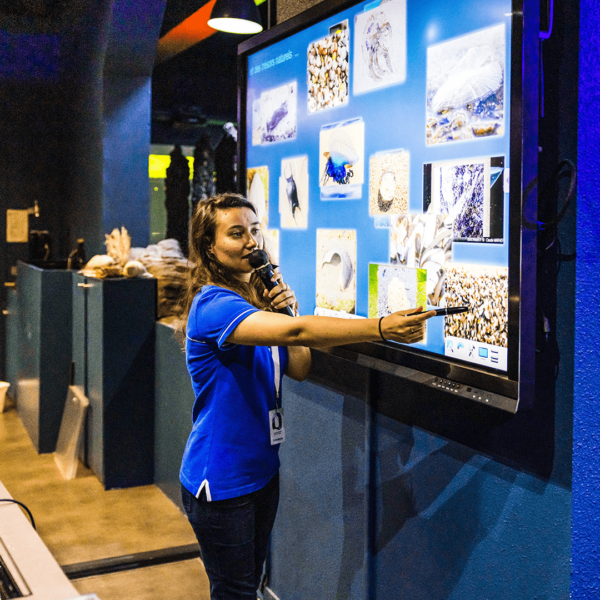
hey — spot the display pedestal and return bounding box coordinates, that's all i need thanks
[73,274,156,489]
[14,262,73,453]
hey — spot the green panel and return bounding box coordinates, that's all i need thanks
[416,268,427,310]
[368,263,378,318]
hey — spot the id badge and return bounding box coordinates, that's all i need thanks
[269,408,285,445]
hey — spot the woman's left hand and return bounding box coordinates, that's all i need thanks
[265,273,298,315]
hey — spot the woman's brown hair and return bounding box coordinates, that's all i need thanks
[179,193,274,328]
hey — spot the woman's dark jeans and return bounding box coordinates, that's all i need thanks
[181,473,280,600]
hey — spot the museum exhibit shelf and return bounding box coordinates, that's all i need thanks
[73,273,157,489]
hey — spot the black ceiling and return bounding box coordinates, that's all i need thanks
[152,0,274,145]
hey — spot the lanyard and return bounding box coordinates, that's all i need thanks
[271,346,281,410]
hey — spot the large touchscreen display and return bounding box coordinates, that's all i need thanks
[245,0,512,373]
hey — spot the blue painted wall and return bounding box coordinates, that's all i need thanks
[572,0,600,595]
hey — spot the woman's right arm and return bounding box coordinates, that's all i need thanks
[227,307,434,348]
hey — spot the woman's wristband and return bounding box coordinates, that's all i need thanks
[378,316,386,342]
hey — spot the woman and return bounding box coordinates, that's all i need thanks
[179,193,433,600]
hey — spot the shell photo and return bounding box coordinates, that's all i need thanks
[246,166,269,229]
[426,24,505,145]
[307,23,350,113]
[353,0,407,95]
[368,263,426,318]
[319,118,365,200]
[316,229,357,314]
[251,99,261,146]
[259,82,297,144]
[369,151,409,215]
[279,156,308,229]
[389,213,452,306]
[263,229,280,267]
[444,264,508,347]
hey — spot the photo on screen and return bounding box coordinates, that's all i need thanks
[316,229,357,315]
[444,264,508,348]
[369,150,409,215]
[368,263,426,318]
[308,22,349,113]
[247,166,269,229]
[353,0,407,95]
[279,156,308,229]
[264,229,280,266]
[252,99,262,146]
[426,23,505,145]
[423,156,504,241]
[258,82,297,144]
[389,213,452,306]
[319,118,365,200]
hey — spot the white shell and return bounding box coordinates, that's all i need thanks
[321,247,354,291]
[431,47,503,113]
[248,173,266,224]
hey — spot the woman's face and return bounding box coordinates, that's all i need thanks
[210,207,263,282]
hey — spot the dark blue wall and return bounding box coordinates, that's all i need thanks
[572,0,599,595]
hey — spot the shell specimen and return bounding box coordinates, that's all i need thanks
[390,213,452,306]
[444,265,508,348]
[363,11,393,80]
[266,101,288,133]
[104,226,131,267]
[378,169,396,212]
[431,46,503,114]
[307,27,350,113]
[322,247,354,291]
[387,277,410,313]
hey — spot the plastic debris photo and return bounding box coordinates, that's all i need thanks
[369,150,409,215]
[353,0,406,95]
[319,118,365,200]
[316,229,357,315]
[246,166,269,229]
[444,264,508,347]
[426,24,505,145]
[307,22,350,113]
[389,213,452,306]
[255,82,297,144]
[279,156,308,228]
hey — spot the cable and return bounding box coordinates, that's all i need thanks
[522,159,577,233]
[0,499,36,530]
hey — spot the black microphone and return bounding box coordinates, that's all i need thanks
[248,249,295,317]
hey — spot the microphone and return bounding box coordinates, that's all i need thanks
[248,249,295,317]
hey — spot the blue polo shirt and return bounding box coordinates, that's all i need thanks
[180,285,288,501]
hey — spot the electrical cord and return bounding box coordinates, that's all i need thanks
[523,159,577,233]
[0,499,36,530]
[527,159,577,381]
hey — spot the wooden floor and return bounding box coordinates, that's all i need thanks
[0,400,210,599]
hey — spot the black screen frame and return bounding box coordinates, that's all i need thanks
[238,0,537,409]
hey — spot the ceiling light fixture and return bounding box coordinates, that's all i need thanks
[208,0,263,34]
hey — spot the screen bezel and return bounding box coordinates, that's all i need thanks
[238,0,527,401]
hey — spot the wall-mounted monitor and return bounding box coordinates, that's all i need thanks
[238,0,538,413]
